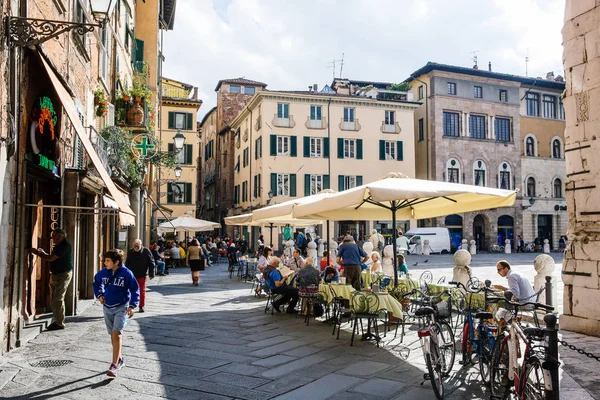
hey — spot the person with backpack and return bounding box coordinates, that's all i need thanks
[369,229,385,254]
[93,250,140,377]
[263,257,299,314]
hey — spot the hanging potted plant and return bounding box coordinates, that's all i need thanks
[93,87,108,118]
[119,87,132,103]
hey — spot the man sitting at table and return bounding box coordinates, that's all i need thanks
[286,249,304,271]
[263,257,299,314]
[493,260,536,304]
[296,258,320,289]
[337,235,369,291]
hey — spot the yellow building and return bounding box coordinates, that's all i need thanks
[157,78,202,230]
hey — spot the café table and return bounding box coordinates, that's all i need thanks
[351,290,405,343]
[319,283,356,303]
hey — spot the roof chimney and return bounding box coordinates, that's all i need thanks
[313,84,318,92]
[488,62,492,72]
[193,87,198,99]
[308,85,313,92]
[473,64,478,70]
[546,71,555,81]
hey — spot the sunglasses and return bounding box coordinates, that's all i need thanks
[497,266,506,272]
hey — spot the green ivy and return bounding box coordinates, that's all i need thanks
[389,82,410,92]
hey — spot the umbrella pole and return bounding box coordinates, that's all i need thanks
[392,203,398,287]
[326,220,330,255]
[269,223,274,249]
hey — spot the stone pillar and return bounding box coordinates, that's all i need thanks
[469,239,476,255]
[488,115,494,139]
[128,187,141,245]
[464,113,470,137]
[561,1,600,335]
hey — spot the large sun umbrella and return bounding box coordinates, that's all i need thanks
[293,173,517,286]
[157,215,220,234]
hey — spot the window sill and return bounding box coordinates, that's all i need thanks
[442,136,514,145]
[524,115,565,122]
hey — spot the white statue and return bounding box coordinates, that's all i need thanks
[362,241,375,269]
[452,249,472,292]
[414,238,423,255]
[534,254,556,306]
[284,239,295,259]
[469,239,477,255]
[423,239,431,256]
[504,239,511,254]
[382,244,395,278]
[461,239,469,250]
[329,240,339,266]
[317,238,325,257]
[307,241,318,266]
[543,239,550,254]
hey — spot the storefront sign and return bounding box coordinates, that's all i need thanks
[38,154,55,171]
[49,206,60,251]
[36,96,58,140]
[131,134,155,159]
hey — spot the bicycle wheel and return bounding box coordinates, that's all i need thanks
[438,321,456,375]
[425,340,445,399]
[478,331,493,385]
[490,334,510,398]
[461,320,473,365]
[523,357,545,400]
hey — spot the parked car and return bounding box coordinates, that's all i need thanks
[404,228,451,254]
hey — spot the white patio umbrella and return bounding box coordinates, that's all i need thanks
[293,173,518,286]
[157,215,220,234]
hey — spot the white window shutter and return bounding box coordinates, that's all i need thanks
[106,103,115,127]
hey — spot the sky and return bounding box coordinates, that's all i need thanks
[162,0,566,120]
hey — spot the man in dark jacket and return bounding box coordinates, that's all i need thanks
[125,239,155,312]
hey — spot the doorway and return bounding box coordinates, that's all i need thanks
[537,215,553,250]
[445,214,463,251]
[473,214,487,251]
[497,215,514,248]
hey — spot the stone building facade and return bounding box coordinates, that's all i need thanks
[561,0,600,336]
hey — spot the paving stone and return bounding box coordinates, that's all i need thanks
[247,335,297,348]
[337,360,394,377]
[249,340,306,357]
[169,388,234,400]
[260,353,338,378]
[282,345,323,357]
[350,378,407,397]
[216,363,268,377]
[201,372,271,389]
[256,376,315,395]
[300,364,342,379]
[191,381,273,400]
[252,355,297,367]
[271,373,365,400]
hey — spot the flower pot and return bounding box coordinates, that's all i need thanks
[127,98,144,126]
[123,95,130,102]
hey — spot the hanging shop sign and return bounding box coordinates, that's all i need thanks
[131,133,156,159]
[28,96,59,175]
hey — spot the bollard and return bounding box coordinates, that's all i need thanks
[543,313,560,400]
[545,276,554,307]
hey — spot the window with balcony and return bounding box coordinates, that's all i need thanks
[443,112,460,137]
[474,86,483,98]
[277,103,289,118]
[526,92,540,116]
[447,82,457,95]
[499,89,508,102]
[309,105,323,128]
[343,107,355,122]
[469,115,486,139]
[543,95,557,119]
[277,136,289,156]
[495,118,511,142]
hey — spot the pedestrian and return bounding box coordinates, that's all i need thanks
[150,243,166,276]
[93,249,139,377]
[170,241,181,268]
[337,235,369,291]
[30,228,73,331]
[125,239,155,313]
[187,239,205,286]
[396,230,410,255]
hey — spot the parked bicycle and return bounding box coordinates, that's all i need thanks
[490,244,505,253]
[402,288,456,399]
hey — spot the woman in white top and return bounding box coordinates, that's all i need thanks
[370,252,383,274]
[257,246,272,272]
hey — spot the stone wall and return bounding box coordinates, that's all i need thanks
[561,0,600,336]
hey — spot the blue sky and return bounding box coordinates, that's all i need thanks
[163,0,565,119]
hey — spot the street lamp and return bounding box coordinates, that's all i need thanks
[90,0,116,21]
[174,165,182,179]
[173,131,185,152]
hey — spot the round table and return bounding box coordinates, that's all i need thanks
[319,283,356,303]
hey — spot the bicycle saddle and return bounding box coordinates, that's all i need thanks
[415,306,436,317]
[523,327,544,338]
[475,312,494,320]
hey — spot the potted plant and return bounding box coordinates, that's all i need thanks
[93,87,108,118]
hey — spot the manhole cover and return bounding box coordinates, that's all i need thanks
[30,359,73,368]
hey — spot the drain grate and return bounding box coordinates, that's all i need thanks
[30,359,73,368]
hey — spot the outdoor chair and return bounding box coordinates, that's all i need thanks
[298,285,327,326]
[330,285,353,340]
[350,291,382,347]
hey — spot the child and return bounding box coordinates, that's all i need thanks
[93,250,140,377]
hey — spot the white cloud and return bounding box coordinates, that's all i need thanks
[163,0,566,119]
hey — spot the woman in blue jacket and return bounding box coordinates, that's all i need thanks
[93,249,140,378]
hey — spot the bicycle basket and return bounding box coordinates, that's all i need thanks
[434,297,452,319]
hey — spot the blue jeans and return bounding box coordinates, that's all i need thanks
[156,261,165,275]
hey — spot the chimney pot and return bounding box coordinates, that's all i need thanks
[473,65,478,70]
[546,71,555,80]
[193,87,198,99]
[313,84,318,92]
[308,85,313,92]
[488,62,492,72]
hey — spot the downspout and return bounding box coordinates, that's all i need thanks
[248,109,253,247]
[326,98,332,251]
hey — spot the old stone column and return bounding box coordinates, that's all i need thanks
[561,1,600,335]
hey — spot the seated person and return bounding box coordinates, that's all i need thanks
[493,260,536,304]
[319,250,334,271]
[398,254,409,276]
[321,266,339,283]
[370,252,383,273]
[263,257,299,314]
[303,256,315,268]
[296,260,320,289]
[257,247,272,272]
[286,249,305,271]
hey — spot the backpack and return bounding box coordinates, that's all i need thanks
[313,303,324,317]
[377,237,385,251]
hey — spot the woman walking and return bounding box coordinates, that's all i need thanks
[187,239,205,286]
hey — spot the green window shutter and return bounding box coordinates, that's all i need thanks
[357,176,363,186]
[253,175,257,198]
[254,138,258,159]
[304,174,311,196]
[324,138,330,158]
[168,112,174,129]
[185,183,192,203]
[167,183,173,203]
[338,175,345,191]
[324,175,330,189]
[258,174,261,198]
[242,181,246,201]
[357,139,363,160]
[186,113,193,130]
[185,144,193,164]
[270,135,277,156]
[271,173,277,195]
[337,138,344,159]
[379,140,385,160]
[303,136,310,157]
[290,136,297,157]
[168,143,174,153]
[397,141,403,161]
[290,174,297,197]
[134,38,144,64]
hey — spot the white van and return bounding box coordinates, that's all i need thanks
[404,228,451,255]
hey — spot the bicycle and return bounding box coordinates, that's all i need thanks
[490,297,555,399]
[490,244,505,253]
[402,288,456,399]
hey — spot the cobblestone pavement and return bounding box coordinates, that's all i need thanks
[0,256,596,399]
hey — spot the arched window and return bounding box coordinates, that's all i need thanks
[446,159,461,183]
[473,160,487,187]
[498,162,512,190]
[554,178,563,198]
[526,137,535,156]
[527,177,536,197]
[552,139,562,159]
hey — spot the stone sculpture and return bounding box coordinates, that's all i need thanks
[382,244,395,278]
[452,249,472,291]
[534,254,556,306]
[469,239,477,255]
[423,239,431,256]
[504,239,511,254]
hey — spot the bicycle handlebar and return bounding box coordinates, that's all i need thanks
[503,299,555,312]
[449,281,501,295]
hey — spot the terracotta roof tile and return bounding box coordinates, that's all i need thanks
[214,78,268,91]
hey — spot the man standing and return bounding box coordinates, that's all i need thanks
[170,241,181,268]
[337,235,368,291]
[296,230,307,256]
[493,260,536,304]
[125,239,155,312]
[30,228,73,331]
[369,229,385,253]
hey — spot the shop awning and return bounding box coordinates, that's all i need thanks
[103,191,135,227]
[39,52,136,222]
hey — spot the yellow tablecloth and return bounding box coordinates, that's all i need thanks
[426,284,504,311]
[319,283,356,303]
[351,292,405,319]
[361,271,372,288]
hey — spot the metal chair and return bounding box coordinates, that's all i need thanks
[330,285,352,339]
[437,276,447,284]
[350,291,382,347]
